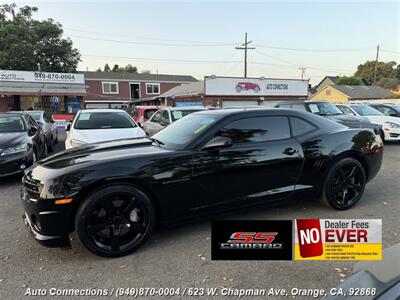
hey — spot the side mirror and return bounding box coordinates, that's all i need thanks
[65,123,71,131]
[202,136,233,151]
[28,127,37,136]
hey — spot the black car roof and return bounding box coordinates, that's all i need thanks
[191,107,343,130]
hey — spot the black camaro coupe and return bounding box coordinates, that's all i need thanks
[21,109,383,257]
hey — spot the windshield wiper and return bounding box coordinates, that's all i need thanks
[149,137,164,147]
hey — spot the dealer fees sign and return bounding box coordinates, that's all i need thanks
[295,219,382,260]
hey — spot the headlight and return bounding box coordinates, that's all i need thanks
[70,139,86,148]
[0,143,28,156]
[384,122,400,129]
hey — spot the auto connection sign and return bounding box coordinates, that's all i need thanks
[204,76,309,96]
[0,70,84,84]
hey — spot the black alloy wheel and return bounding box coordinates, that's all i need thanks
[75,184,156,257]
[321,158,366,210]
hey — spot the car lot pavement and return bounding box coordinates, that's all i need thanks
[0,133,399,299]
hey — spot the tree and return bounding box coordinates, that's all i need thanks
[103,63,111,72]
[0,3,80,72]
[355,60,397,84]
[112,64,119,72]
[336,76,362,85]
[122,64,137,73]
[377,77,400,90]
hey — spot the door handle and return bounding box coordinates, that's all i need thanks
[283,148,298,155]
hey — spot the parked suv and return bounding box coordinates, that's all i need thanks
[128,105,159,127]
[275,101,381,134]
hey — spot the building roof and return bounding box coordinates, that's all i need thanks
[314,76,340,90]
[158,81,204,98]
[331,85,393,99]
[80,71,198,83]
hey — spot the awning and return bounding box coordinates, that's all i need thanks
[0,81,87,96]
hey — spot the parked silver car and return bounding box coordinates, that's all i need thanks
[142,106,206,136]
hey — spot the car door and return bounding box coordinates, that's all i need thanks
[144,110,163,136]
[190,115,304,211]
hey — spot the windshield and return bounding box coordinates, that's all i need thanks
[350,105,384,116]
[171,109,204,121]
[153,113,218,149]
[26,112,42,121]
[74,111,137,130]
[0,115,27,132]
[305,102,343,116]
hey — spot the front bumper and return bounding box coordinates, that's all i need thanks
[0,153,27,178]
[20,186,73,247]
[22,213,70,247]
[383,127,400,141]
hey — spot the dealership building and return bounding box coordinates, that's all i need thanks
[0,70,86,114]
[138,76,309,107]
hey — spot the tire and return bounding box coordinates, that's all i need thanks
[75,184,156,257]
[43,142,48,158]
[320,158,366,210]
[379,130,385,143]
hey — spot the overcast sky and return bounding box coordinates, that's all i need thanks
[13,0,400,84]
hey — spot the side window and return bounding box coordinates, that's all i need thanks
[160,110,170,125]
[130,108,138,117]
[338,106,355,116]
[290,117,317,136]
[216,116,290,144]
[151,111,162,124]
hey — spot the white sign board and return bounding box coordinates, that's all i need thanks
[0,70,84,84]
[204,76,309,97]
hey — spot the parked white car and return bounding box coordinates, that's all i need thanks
[65,109,146,149]
[336,104,400,142]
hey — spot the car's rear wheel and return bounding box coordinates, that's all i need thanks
[75,184,156,257]
[321,158,366,210]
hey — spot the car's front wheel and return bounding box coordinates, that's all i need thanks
[321,158,366,210]
[75,184,156,257]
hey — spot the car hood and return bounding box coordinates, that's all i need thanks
[326,115,373,128]
[0,132,29,149]
[71,127,145,144]
[37,138,171,170]
[362,115,400,125]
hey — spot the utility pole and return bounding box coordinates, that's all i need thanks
[298,67,306,80]
[373,44,380,85]
[235,32,255,78]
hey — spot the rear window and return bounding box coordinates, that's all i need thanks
[290,117,317,136]
[0,115,26,132]
[171,109,203,121]
[74,111,137,130]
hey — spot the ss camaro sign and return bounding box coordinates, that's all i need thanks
[211,220,292,260]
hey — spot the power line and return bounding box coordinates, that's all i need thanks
[67,34,234,47]
[63,27,233,45]
[255,44,375,52]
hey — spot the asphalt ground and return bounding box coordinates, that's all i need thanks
[0,134,399,300]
